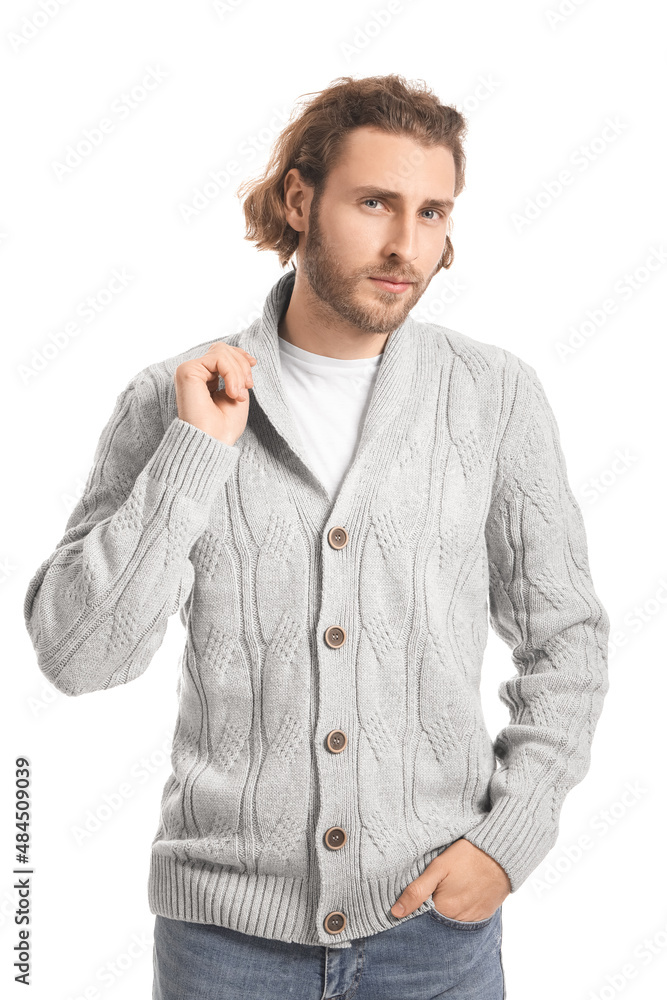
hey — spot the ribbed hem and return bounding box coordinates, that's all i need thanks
[143,418,240,505]
[462,796,553,893]
[147,847,444,950]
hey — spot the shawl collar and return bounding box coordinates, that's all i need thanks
[233,268,418,504]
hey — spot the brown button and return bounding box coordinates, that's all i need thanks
[324,625,346,648]
[324,827,347,850]
[326,730,347,753]
[328,526,349,549]
[324,911,346,934]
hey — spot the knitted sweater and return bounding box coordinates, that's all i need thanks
[23,268,610,949]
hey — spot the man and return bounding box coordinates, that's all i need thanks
[24,74,609,999]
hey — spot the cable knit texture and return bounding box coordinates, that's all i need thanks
[23,269,610,949]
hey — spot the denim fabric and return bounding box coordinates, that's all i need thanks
[152,905,505,999]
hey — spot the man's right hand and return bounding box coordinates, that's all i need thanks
[174,342,258,447]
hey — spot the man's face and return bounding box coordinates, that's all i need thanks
[297,126,457,334]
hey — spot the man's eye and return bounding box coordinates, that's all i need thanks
[363,199,442,220]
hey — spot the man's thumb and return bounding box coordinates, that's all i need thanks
[390,870,441,918]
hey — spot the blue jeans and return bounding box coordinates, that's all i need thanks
[152,905,505,999]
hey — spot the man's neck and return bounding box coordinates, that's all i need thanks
[277,271,389,361]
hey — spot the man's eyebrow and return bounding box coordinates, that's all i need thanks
[351,185,455,212]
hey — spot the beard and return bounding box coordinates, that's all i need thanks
[298,191,441,335]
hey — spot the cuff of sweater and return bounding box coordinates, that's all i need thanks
[143,417,240,505]
[462,795,556,894]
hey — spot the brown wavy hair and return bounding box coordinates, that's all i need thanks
[236,74,468,272]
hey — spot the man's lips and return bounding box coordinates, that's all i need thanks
[368,276,414,292]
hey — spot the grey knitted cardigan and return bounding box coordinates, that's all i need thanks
[24,268,609,949]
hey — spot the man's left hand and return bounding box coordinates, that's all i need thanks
[390,839,512,921]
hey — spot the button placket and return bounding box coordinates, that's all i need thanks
[320,526,350,937]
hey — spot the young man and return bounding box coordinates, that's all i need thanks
[24,74,609,999]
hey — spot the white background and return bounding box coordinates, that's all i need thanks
[2,1,666,997]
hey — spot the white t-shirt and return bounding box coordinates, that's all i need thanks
[277,335,383,503]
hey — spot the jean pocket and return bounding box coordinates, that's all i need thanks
[427,905,499,930]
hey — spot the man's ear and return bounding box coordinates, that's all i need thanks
[283,169,314,233]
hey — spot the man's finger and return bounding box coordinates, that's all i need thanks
[391,873,439,917]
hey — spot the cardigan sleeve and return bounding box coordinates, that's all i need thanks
[462,357,610,892]
[23,371,240,696]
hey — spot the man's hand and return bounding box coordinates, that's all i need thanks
[390,839,511,921]
[174,342,258,447]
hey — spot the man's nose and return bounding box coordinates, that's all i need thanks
[382,218,419,262]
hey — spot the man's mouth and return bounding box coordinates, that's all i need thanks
[368,276,414,293]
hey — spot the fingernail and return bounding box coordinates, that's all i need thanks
[393,903,405,916]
